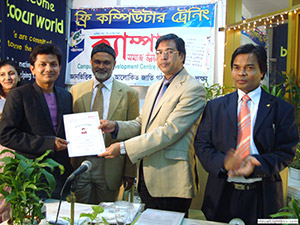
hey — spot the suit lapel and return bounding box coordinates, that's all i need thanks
[82,80,94,112]
[55,87,64,135]
[107,80,123,120]
[254,89,274,134]
[225,91,238,135]
[33,82,55,134]
[143,80,162,132]
[149,69,188,125]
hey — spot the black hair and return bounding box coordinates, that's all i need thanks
[155,33,186,64]
[0,59,21,97]
[29,44,62,66]
[0,59,21,75]
[231,44,267,79]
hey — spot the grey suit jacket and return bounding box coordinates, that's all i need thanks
[117,68,206,198]
[70,78,139,190]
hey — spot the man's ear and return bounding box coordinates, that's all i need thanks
[29,65,35,76]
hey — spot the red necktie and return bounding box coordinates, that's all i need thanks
[235,94,251,159]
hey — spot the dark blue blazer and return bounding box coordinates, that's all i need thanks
[0,82,74,198]
[194,88,299,220]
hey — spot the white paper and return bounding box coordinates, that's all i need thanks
[45,200,93,224]
[135,209,184,225]
[63,112,105,157]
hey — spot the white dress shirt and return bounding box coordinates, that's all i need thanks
[228,86,262,183]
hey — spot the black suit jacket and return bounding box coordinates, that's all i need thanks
[0,82,73,198]
[194,88,299,220]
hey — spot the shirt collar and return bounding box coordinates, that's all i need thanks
[93,76,114,91]
[238,86,261,105]
[163,67,183,85]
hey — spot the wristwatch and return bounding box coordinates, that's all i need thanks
[120,142,126,155]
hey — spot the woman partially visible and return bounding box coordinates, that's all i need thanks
[0,59,21,223]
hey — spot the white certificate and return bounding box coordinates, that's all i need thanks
[63,112,105,157]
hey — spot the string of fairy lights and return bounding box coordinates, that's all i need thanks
[226,7,300,32]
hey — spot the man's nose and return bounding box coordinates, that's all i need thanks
[45,64,52,71]
[238,68,247,75]
[98,63,105,69]
[161,53,169,60]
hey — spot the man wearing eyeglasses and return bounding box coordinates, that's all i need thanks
[99,33,206,217]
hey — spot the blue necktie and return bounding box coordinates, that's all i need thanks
[153,80,169,109]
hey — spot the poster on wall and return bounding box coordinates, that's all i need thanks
[67,4,216,86]
[1,0,67,87]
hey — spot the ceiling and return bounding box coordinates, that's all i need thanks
[243,0,289,18]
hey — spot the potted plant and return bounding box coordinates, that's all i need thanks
[289,144,300,180]
[0,149,64,225]
[270,196,300,220]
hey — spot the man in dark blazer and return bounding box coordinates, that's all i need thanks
[194,44,299,224]
[0,44,73,199]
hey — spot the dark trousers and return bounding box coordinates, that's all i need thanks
[215,181,263,225]
[138,162,192,218]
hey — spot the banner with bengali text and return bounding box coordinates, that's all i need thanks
[67,4,216,86]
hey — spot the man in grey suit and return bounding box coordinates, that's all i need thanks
[0,44,74,199]
[99,34,206,217]
[70,43,139,204]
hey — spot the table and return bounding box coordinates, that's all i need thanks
[0,199,226,225]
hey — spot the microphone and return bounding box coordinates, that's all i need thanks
[67,160,92,182]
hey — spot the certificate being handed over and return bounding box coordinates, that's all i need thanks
[63,112,105,157]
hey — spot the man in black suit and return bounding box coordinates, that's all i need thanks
[0,44,73,199]
[194,44,299,224]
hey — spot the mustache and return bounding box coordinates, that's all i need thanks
[94,69,107,74]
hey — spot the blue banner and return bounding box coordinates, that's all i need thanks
[1,0,67,87]
[71,4,215,30]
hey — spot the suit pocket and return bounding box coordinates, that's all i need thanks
[257,127,274,151]
[164,148,189,161]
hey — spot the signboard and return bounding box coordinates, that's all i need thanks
[1,0,67,87]
[67,4,216,86]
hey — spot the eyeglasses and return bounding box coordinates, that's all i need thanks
[155,50,179,56]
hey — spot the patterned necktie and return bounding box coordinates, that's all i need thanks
[92,83,104,119]
[235,94,251,159]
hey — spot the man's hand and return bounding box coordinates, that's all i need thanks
[54,137,69,151]
[228,156,261,178]
[99,120,117,133]
[224,148,242,171]
[98,142,120,158]
[123,176,135,191]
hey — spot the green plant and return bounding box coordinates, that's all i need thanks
[203,82,226,102]
[62,205,109,225]
[290,143,300,169]
[263,72,300,169]
[270,197,300,221]
[265,71,300,125]
[261,82,285,99]
[0,149,64,225]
